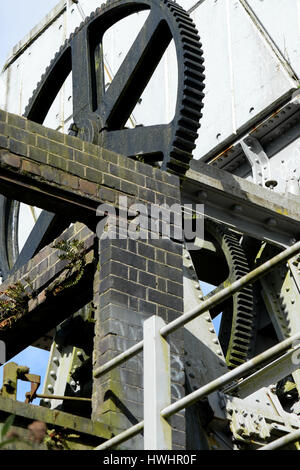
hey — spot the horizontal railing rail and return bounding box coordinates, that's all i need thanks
[94,240,300,450]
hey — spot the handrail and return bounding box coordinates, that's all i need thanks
[93,240,300,450]
[161,334,300,419]
[160,240,300,337]
[258,429,300,450]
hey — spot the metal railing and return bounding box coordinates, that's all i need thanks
[94,239,300,450]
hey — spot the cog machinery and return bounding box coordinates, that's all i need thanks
[0,0,205,280]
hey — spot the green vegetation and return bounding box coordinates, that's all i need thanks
[51,239,86,295]
[0,280,32,329]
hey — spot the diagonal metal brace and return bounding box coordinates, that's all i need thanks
[241,136,273,187]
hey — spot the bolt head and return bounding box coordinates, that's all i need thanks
[265,180,278,190]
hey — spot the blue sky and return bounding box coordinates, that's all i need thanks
[0,0,59,71]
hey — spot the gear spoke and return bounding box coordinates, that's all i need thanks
[101,123,172,161]
[72,28,96,121]
[25,47,72,123]
[101,10,171,129]
[24,0,204,177]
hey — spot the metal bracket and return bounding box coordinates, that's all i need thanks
[220,388,300,447]
[241,136,274,188]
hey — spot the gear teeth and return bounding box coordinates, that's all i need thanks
[176,127,199,141]
[162,0,204,178]
[207,222,255,370]
[175,15,194,26]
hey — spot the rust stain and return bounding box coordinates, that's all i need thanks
[208,145,234,165]
[250,107,282,135]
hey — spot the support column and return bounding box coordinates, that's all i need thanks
[92,174,185,449]
[144,315,172,450]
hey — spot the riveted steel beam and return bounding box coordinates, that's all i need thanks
[183,161,300,247]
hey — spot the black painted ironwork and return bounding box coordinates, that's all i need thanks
[0,0,205,279]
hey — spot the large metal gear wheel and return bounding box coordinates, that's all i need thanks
[0,0,205,279]
[26,0,205,176]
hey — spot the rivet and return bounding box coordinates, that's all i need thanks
[265,180,278,190]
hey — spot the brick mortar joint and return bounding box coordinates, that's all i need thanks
[0,109,179,188]
[0,151,181,209]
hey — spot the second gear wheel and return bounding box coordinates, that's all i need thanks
[205,222,255,369]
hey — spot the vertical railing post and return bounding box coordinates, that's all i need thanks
[143,315,172,450]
